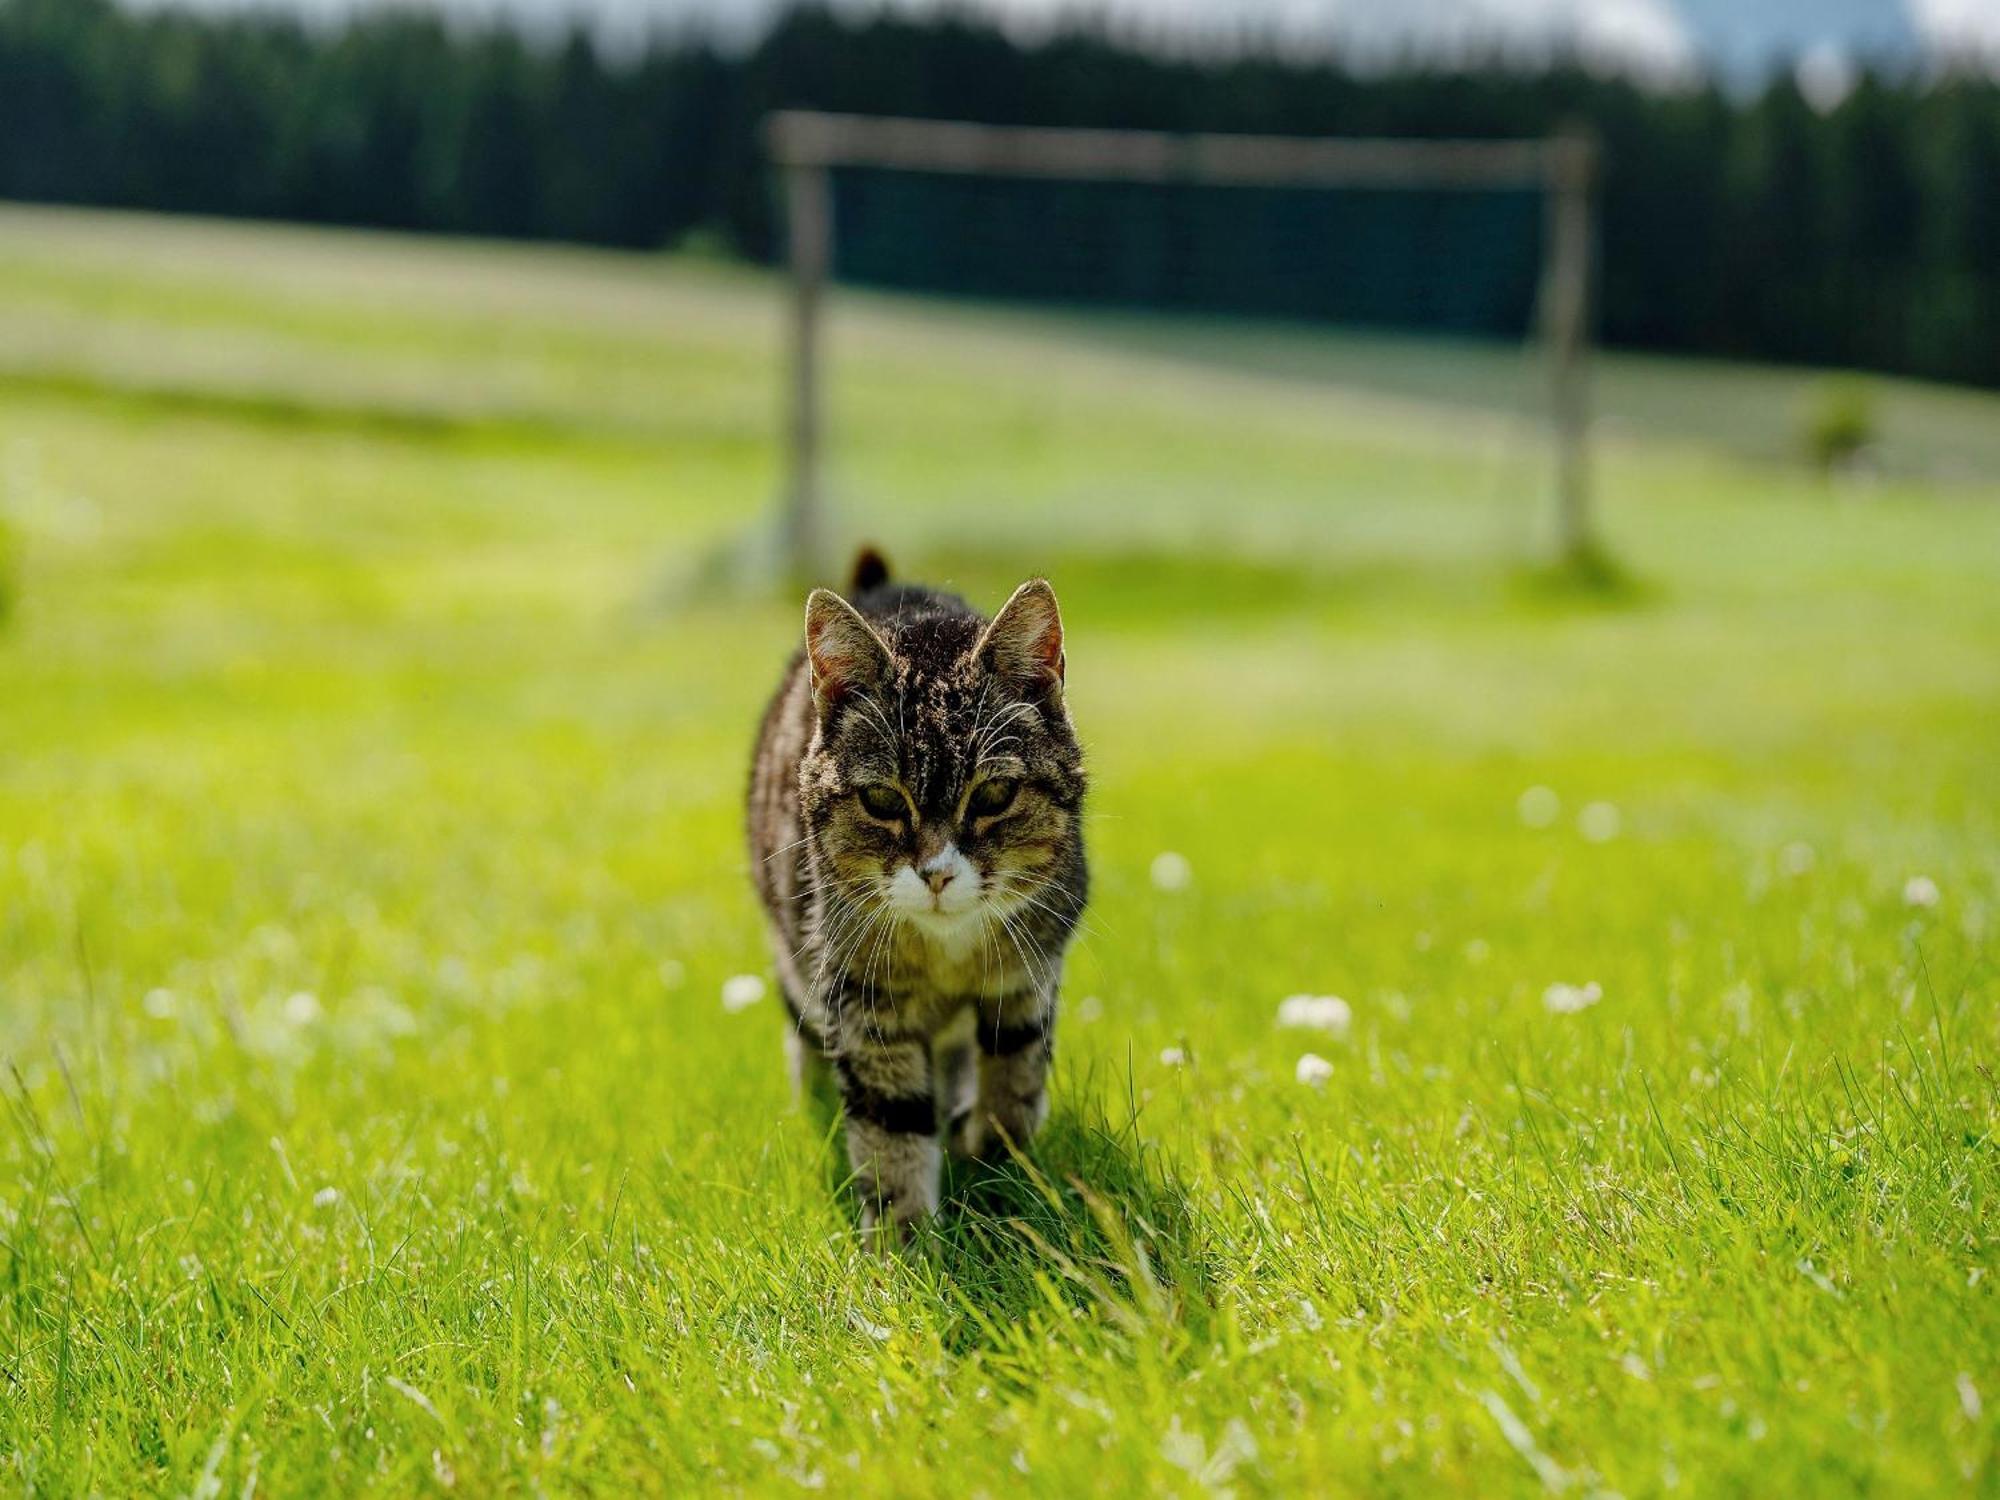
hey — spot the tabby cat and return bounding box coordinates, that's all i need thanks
[747,552,1088,1239]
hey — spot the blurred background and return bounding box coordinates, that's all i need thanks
[1,0,1997,1013]
[2,0,1999,1020]
[0,0,1995,852]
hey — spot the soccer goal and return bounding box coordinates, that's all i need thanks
[764,110,1599,583]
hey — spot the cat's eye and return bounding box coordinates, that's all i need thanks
[968,778,1019,819]
[856,784,908,822]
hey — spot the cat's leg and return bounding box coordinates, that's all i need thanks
[834,1035,941,1240]
[962,988,1055,1162]
[933,1007,980,1160]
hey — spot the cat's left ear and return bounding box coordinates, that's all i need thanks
[975,579,1065,703]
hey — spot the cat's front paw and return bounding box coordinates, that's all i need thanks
[946,1105,983,1161]
[949,1094,1048,1162]
[860,1194,935,1253]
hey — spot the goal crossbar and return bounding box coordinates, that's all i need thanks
[767,110,1561,190]
[764,110,1598,582]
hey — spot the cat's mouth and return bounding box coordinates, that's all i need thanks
[894,884,984,924]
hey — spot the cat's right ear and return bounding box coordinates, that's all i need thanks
[805,589,891,712]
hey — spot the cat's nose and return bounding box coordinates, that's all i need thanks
[916,844,962,896]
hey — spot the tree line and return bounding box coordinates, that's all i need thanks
[3,0,1997,386]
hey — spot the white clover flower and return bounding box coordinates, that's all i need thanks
[1517,785,1561,828]
[1903,875,1940,909]
[1543,981,1603,1014]
[1779,841,1816,877]
[1295,1052,1335,1087]
[142,988,177,1020]
[1578,801,1623,843]
[283,991,321,1025]
[1161,1416,1256,1489]
[720,973,766,1012]
[848,1311,892,1342]
[1276,994,1352,1038]
[313,1186,339,1208]
[1149,851,1193,891]
[1159,1046,1188,1068]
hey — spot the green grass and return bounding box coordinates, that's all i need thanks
[0,203,1996,1496]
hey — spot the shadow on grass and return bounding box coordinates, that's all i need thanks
[927,541,1670,631]
[803,1060,1215,1355]
[1507,538,1657,612]
[931,1093,1214,1357]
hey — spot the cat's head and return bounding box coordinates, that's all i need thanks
[798,579,1085,943]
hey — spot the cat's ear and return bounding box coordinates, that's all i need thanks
[975,579,1065,701]
[804,589,891,711]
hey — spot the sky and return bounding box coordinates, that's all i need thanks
[123,0,2000,80]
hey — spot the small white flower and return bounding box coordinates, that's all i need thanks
[283,991,321,1025]
[1903,875,1940,909]
[1295,1052,1335,1087]
[848,1311,892,1342]
[721,973,766,1012]
[1159,1046,1188,1068]
[1779,841,1816,877]
[1276,994,1352,1038]
[313,1186,339,1208]
[1578,801,1622,843]
[1517,785,1561,828]
[1150,851,1193,892]
[142,988,177,1019]
[1161,1416,1256,1489]
[1543,981,1603,1014]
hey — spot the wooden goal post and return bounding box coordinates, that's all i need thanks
[765,110,1599,582]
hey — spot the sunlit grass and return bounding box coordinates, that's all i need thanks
[0,206,1995,1496]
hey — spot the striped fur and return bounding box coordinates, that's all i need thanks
[747,555,1087,1241]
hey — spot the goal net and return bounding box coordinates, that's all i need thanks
[764,111,1597,582]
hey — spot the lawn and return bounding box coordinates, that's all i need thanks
[0,204,1995,1497]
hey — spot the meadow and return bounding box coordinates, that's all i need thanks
[0,203,1995,1496]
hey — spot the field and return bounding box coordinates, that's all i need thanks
[0,203,1996,1496]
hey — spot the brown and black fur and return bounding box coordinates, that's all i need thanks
[747,552,1088,1239]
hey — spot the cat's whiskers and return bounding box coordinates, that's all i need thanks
[758,832,816,868]
[857,911,902,1033]
[792,870,879,905]
[809,888,889,995]
[991,869,1104,943]
[989,902,1054,988]
[822,910,901,1044]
